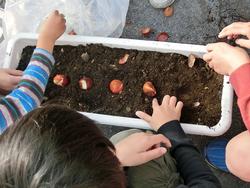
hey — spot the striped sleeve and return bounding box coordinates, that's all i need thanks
[0,48,55,133]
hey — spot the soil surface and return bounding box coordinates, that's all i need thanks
[18,45,223,126]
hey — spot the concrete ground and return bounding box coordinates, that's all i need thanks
[1,0,250,187]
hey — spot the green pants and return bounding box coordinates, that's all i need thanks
[110,129,183,188]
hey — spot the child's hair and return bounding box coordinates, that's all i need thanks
[0,104,126,188]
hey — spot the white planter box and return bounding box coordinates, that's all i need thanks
[3,33,233,136]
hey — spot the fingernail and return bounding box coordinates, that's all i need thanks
[135,111,141,117]
[160,147,167,154]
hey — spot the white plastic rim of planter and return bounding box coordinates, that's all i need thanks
[3,33,234,136]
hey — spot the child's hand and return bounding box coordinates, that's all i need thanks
[203,43,250,75]
[136,95,183,131]
[37,10,66,53]
[218,22,250,49]
[115,132,171,166]
[0,69,23,94]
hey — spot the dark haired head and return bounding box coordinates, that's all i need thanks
[0,104,126,188]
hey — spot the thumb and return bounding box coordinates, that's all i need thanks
[236,39,250,49]
[6,69,23,76]
[139,147,167,164]
[135,111,151,123]
[10,75,22,85]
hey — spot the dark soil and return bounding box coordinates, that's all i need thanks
[17,45,223,126]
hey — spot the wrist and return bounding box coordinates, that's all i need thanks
[229,60,250,75]
[157,120,193,153]
[37,35,56,53]
[155,118,179,131]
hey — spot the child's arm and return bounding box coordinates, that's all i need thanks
[0,10,66,133]
[136,96,221,188]
[230,64,250,130]
[203,42,250,130]
[0,49,54,132]
[216,22,250,129]
[158,121,221,188]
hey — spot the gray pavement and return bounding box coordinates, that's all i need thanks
[1,0,250,187]
[122,0,250,45]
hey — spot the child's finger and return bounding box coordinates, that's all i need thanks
[10,75,22,85]
[148,134,172,148]
[176,101,184,112]
[227,35,233,40]
[169,96,177,107]
[60,14,66,23]
[219,29,238,38]
[220,22,245,33]
[227,34,239,40]
[135,111,151,123]
[162,95,170,106]
[152,98,159,109]
[54,10,59,15]
[151,143,161,149]
[208,61,214,69]
[60,13,65,18]
[6,69,23,76]
[203,53,212,62]
[232,34,239,39]
[219,27,247,39]
[236,39,250,49]
[139,147,167,164]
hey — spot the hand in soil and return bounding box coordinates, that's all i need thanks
[203,42,250,75]
[115,132,171,167]
[136,95,183,131]
[0,68,23,94]
[219,22,250,49]
[37,10,66,53]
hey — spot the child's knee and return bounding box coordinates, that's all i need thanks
[226,131,250,182]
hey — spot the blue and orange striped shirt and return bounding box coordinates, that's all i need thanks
[0,48,55,133]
